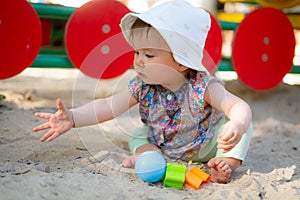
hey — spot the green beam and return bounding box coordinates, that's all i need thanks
[31,54,74,68]
[218,60,300,74]
[31,3,76,20]
[290,65,300,73]
[30,55,300,74]
[39,47,67,55]
[219,21,239,30]
[218,60,234,71]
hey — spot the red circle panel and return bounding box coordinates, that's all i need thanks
[66,0,133,79]
[0,0,41,79]
[232,8,295,91]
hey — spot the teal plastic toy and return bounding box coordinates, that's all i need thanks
[135,151,166,183]
[163,163,186,189]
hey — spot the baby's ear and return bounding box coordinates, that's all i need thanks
[178,64,189,72]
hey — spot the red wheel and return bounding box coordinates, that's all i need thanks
[66,0,133,79]
[0,0,41,79]
[232,8,295,91]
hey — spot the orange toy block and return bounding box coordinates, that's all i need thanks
[190,166,210,183]
[185,170,203,189]
[183,182,197,189]
[184,167,210,190]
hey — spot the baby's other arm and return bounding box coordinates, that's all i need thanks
[204,80,252,152]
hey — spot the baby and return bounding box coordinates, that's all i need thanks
[33,0,252,183]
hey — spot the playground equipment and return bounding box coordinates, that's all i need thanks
[232,7,295,90]
[65,0,133,79]
[0,0,41,79]
[0,0,299,90]
[219,0,300,10]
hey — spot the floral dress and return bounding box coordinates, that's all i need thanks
[128,70,224,160]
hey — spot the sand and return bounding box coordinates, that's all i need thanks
[0,68,299,200]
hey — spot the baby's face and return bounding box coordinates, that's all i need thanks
[131,27,186,89]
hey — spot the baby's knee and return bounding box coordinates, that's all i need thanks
[128,126,149,154]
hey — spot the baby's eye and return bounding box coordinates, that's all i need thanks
[134,51,139,55]
[146,54,154,58]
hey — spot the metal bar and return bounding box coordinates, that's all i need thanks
[30,55,300,74]
[219,20,239,30]
[39,47,67,55]
[31,54,74,68]
[218,60,300,73]
[31,3,76,20]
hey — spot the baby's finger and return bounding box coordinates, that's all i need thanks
[35,112,52,119]
[217,137,230,144]
[56,98,66,112]
[218,137,236,146]
[217,143,234,152]
[47,132,61,142]
[40,129,55,142]
[219,130,234,141]
[33,122,51,132]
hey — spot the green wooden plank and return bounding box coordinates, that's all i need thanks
[218,60,300,74]
[31,54,74,68]
[39,47,67,55]
[219,20,239,30]
[31,3,76,20]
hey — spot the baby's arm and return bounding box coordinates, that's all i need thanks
[72,89,138,127]
[204,81,252,153]
[33,89,137,142]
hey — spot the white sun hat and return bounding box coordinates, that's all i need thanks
[120,0,211,74]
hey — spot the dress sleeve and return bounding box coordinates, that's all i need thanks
[190,71,222,111]
[128,76,143,101]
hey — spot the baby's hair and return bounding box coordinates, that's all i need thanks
[129,18,171,51]
[131,18,151,30]
[129,18,152,45]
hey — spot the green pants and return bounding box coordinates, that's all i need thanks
[129,120,253,162]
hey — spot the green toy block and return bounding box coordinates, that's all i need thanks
[163,163,186,190]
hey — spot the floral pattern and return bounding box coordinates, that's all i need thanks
[128,70,224,160]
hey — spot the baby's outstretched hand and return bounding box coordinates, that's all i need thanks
[217,121,244,153]
[33,98,74,142]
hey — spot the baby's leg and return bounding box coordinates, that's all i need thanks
[122,144,160,168]
[205,122,253,183]
[123,126,160,168]
[207,157,241,183]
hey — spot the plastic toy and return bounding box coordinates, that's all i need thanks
[134,153,211,190]
[163,163,186,189]
[135,151,166,183]
[184,166,210,190]
[184,170,203,189]
[190,166,210,183]
[135,158,211,190]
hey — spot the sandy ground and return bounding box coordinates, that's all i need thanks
[0,68,300,200]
